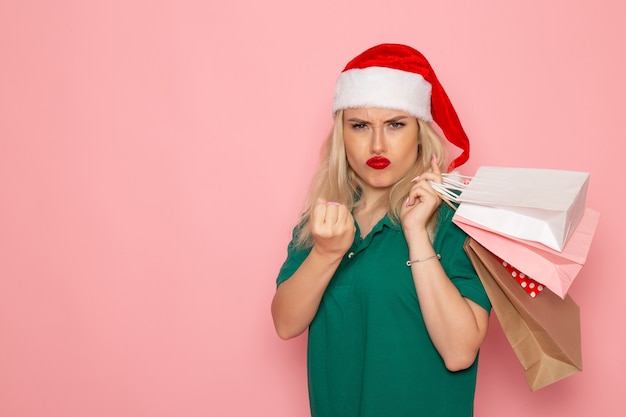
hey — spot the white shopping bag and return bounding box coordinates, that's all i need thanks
[441,167,590,252]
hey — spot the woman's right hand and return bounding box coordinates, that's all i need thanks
[310,199,355,259]
[271,200,355,339]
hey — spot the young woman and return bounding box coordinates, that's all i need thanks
[271,43,491,417]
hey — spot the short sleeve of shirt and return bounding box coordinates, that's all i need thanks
[434,204,491,313]
[275,226,311,287]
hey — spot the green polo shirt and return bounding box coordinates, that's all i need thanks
[276,204,490,417]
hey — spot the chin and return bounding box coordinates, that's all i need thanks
[365,180,397,190]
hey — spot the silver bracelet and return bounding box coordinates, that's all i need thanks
[406,254,441,267]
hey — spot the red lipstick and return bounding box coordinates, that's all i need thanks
[366,156,391,169]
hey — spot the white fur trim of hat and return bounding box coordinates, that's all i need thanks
[332,66,433,122]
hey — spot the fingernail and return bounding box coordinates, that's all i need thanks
[405,197,410,207]
[411,176,420,182]
[327,201,340,206]
[432,155,438,164]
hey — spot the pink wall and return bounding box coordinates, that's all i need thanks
[1,1,623,416]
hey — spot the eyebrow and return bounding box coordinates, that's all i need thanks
[346,115,410,123]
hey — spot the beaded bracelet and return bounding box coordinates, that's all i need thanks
[406,254,441,267]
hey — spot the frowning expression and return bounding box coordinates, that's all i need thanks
[343,108,419,193]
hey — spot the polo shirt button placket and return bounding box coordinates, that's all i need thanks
[347,252,355,259]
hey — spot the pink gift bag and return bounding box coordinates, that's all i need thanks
[453,207,600,299]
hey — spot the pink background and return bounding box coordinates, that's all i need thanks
[1,1,624,416]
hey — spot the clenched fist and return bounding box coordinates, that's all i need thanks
[310,199,356,259]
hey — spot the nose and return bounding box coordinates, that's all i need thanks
[370,126,386,155]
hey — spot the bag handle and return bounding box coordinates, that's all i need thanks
[429,172,472,210]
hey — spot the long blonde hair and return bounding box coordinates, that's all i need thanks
[294,110,448,248]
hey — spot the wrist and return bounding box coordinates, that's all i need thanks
[405,231,436,258]
[406,253,441,267]
[403,226,430,247]
[311,244,347,264]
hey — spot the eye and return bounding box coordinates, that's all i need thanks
[350,123,368,130]
[389,121,405,129]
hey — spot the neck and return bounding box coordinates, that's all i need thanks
[354,187,389,226]
[357,186,389,212]
[354,194,388,240]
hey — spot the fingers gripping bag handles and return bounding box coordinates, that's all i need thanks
[464,238,583,391]
[435,166,590,252]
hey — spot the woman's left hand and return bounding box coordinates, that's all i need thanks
[400,156,442,236]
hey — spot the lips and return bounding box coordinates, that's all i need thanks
[366,156,391,170]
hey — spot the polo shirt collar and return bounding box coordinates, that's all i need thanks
[353,214,401,249]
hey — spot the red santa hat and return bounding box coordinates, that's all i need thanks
[332,43,470,170]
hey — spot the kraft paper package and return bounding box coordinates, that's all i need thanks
[464,238,582,391]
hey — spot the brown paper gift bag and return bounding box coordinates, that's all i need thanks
[464,238,582,391]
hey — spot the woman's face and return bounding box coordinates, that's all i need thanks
[343,107,419,193]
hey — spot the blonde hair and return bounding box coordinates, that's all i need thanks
[294,110,448,248]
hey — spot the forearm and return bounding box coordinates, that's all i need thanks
[407,232,488,371]
[271,246,342,340]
